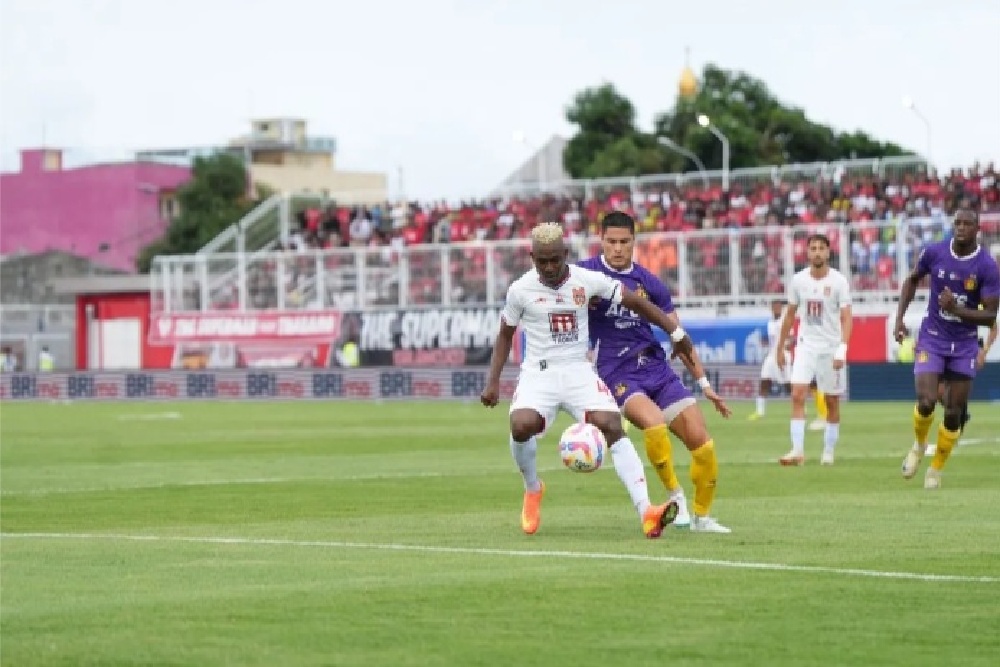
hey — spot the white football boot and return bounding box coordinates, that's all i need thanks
[901,444,923,480]
[691,516,732,533]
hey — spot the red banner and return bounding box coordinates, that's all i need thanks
[149,311,341,344]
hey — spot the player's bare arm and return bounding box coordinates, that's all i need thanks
[619,288,694,360]
[938,290,999,327]
[664,313,732,418]
[833,305,853,371]
[775,303,798,370]
[481,321,517,408]
[893,264,927,342]
[978,319,998,369]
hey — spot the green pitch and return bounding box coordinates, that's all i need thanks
[2,399,998,666]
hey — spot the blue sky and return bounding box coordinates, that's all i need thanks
[2,0,998,199]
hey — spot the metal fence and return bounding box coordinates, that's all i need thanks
[150,215,1000,314]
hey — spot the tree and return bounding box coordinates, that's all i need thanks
[137,153,258,272]
[565,64,914,179]
[563,84,670,179]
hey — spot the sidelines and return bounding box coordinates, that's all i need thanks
[2,531,997,584]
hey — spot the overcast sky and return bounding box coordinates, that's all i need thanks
[2,0,998,200]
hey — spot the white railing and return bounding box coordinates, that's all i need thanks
[150,215,1000,314]
[492,156,929,199]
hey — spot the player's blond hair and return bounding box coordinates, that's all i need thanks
[530,222,564,244]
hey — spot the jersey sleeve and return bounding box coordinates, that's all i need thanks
[646,272,675,313]
[500,285,524,327]
[982,258,1000,299]
[579,267,624,305]
[838,273,853,308]
[914,245,934,279]
[786,275,800,306]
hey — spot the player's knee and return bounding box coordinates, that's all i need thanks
[509,414,542,442]
[587,412,624,444]
[916,396,937,416]
[790,386,808,403]
[942,406,965,432]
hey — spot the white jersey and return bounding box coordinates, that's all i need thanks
[501,265,623,370]
[787,267,852,353]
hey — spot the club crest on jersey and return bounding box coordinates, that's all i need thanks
[965,275,977,291]
[615,383,628,397]
[572,287,586,306]
[823,286,831,296]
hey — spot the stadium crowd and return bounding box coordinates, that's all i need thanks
[231,162,1000,310]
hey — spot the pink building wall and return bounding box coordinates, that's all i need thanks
[0,149,191,273]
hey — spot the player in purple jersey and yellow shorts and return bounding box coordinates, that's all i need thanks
[894,207,1000,489]
[579,212,733,533]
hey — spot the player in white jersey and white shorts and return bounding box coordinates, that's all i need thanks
[480,222,696,538]
[749,300,792,420]
[775,233,853,466]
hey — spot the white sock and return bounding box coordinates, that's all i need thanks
[610,437,651,516]
[824,423,840,452]
[670,487,689,514]
[790,419,806,455]
[756,396,766,415]
[509,435,540,492]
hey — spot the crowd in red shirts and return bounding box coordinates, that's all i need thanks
[231,162,999,309]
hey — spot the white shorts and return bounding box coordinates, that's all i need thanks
[761,351,791,384]
[790,348,845,395]
[510,361,619,430]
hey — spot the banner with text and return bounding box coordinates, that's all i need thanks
[0,363,779,402]
[343,307,526,367]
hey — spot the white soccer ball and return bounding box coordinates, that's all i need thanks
[558,422,606,473]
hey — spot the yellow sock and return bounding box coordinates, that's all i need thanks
[690,440,718,517]
[815,391,828,421]
[931,424,960,471]
[913,405,934,446]
[643,424,680,493]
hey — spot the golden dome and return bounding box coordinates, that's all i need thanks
[679,65,697,99]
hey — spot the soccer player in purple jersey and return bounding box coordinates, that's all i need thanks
[894,207,1000,489]
[578,212,733,533]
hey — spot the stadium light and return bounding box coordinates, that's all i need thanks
[658,137,709,188]
[512,130,547,193]
[901,96,932,168]
[696,114,730,191]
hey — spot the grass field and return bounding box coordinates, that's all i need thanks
[2,398,999,666]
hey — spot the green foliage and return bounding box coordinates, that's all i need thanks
[137,153,259,272]
[564,64,913,179]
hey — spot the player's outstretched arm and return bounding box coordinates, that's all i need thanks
[775,303,798,369]
[834,305,853,370]
[619,288,694,360]
[894,261,929,342]
[664,313,732,418]
[481,321,516,408]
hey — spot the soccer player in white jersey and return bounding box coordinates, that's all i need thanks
[748,300,792,421]
[480,222,696,538]
[775,233,853,466]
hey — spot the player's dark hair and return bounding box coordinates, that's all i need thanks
[601,211,636,234]
[806,233,830,248]
[955,205,979,223]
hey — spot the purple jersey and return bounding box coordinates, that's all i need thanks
[915,241,1000,348]
[577,256,674,378]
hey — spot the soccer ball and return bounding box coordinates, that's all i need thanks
[558,423,606,473]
